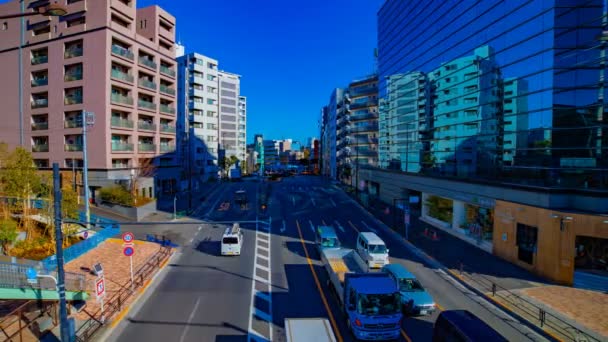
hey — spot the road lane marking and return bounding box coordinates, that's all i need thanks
[281,220,286,233]
[334,220,345,233]
[188,238,193,244]
[295,220,343,342]
[330,198,337,207]
[179,296,201,342]
[257,254,269,261]
[198,226,202,231]
[205,191,226,217]
[308,220,315,233]
[248,217,273,342]
[436,303,444,311]
[360,221,377,233]
[401,329,412,342]
[311,197,316,207]
[348,220,361,233]
[256,264,270,272]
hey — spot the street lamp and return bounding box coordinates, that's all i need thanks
[6,1,68,146]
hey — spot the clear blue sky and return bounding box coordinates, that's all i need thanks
[138,0,383,145]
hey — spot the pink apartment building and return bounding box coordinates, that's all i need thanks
[0,0,179,198]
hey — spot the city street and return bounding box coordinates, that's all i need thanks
[109,176,548,342]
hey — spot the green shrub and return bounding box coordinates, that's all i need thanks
[99,185,134,206]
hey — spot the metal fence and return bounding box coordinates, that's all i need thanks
[0,261,85,291]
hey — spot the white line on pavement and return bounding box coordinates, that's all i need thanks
[334,220,345,233]
[205,189,226,217]
[330,198,337,207]
[309,220,315,233]
[281,220,286,233]
[179,297,201,342]
[360,221,377,233]
[198,226,202,231]
[311,197,316,207]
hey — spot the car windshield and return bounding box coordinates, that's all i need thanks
[357,293,400,315]
[399,278,424,292]
[321,237,339,248]
[369,244,387,254]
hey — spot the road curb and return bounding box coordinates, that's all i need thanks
[344,194,558,342]
[94,249,180,342]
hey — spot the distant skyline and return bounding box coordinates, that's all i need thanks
[135,0,382,145]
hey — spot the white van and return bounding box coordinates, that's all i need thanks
[221,223,244,256]
[356,232,389,269]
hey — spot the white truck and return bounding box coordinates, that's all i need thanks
[284,318,337,342]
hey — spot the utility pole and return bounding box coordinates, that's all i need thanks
[53,163,70,342]
[82,111,94,229]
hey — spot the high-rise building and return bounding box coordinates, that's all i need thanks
[0,0,179,198]
[218,71,242,162]
[322,89,342,179]
[238,96,247,163]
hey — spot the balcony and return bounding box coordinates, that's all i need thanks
[160,144,175,152]
[111,69,134,83]
[32,144,49,152]
[31,55,48,65]
[138,99,156,111]
[349,85,377,97]
[350,99,378,110]
[31,122,48,131]
[111,45,134,60]
[160,84,176,96]
[191,76,205,84]
[64,96,82,105]
[138,57,157,70]
[159,104,175,115]
[160,124,176,133]
[64,120,82,128]
[350,112,379,121]
[111,142,134,152]
[160,65,176,77]
[351,124,379,133]
[138,79,157,90]
[64,144,83,152]
[31,98,48,108]
[111,93,133,106]
[138,121,156,131]
[138,143,156,152]
[64,47,83,59]
[64,72,83,82]
[111,117,134,129]
[31,78,48,87]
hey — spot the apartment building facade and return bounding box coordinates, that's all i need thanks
[0,0,179,199]
[218,71,243,163]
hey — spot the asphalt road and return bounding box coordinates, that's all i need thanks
[109,175,548,342]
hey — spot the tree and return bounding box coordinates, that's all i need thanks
[0,218,18,255]
[132,158,156,204]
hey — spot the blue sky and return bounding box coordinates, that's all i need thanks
[137,0,383,145]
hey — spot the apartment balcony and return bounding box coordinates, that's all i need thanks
[64,47,83,59]
[191,102,205,110]
[111,142,134,152]
[190,88,205,98]
[350,99,378,110]
[192,63,205,73]
[349,85,377,97]
[64,72,83,82]
[111,69,134,83]
[64,120,82,128]
[64,144,83,152]
[138,121,156,131]
[31,122,48,131]
[138,57,157,70]
[160,65,176,78]
[111,93,133,106]
[160,124,176,133]
[31,55,48,65]
[138,143,156,152]
[351,124,379,133]
[111,117,134,129]
[350,112,378,121]
[31,77,48,87]
[111,45,134,60]
[139,79,157,91]
[160,144,175,153]
[160,84,176,96]
[32,144,49,153]
[138,99,156,111]
[191,76,205,85]
[64,96,83,106]
[160,104,175,115]
[31,99,48,109]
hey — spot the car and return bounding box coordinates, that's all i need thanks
[381,263,436,316]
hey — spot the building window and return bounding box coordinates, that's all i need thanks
[516,223,538,265]
[2,22,7,30]
[140,19,147,28]
[66,15,86,28]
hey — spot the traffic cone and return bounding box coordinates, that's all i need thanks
[432,231,439,241]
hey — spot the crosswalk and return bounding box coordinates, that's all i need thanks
[248,221,273,342]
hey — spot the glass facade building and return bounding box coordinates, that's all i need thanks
[378,0,608,190]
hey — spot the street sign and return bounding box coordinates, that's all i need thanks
[26,268,37,284]
[122,232,134,243]
[95,277,105,299]
[123,246,134,257]
[83,231,89,239]
[93,263,103,276]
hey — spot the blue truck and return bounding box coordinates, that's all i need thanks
[321,248,402,341]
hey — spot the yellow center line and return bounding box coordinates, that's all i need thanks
[347,220,361,233]
[436,303,445,311]
[295,220,344,342]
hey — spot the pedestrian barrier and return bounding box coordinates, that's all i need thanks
[145,234,179,248]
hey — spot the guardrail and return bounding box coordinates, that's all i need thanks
[75,245,173,341]
[0,300,59,342]
[0,261,85,291]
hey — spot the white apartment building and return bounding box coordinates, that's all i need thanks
[218,71,242,162]
[238,96,247,162]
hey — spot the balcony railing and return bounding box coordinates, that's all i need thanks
[350,99,378,110]
[160,144,175,152]
[111,93,134,106]
[139,79,157,90]
[349,85,377,97]
[137,121,156,131]
[138,143,156,152]
[32,144,49,152]
[111,69,134,83]
[111,142,134,152]
[160,65,176,77]
[111,45,134,60]
[64,47,83,59]
[64,96,83,105]
[31,98,48,108]
[31,78,48,87]
[32,122,48,131]
[160,104,175,115]
[64,120,82,128]
[111,117,134,129]
[64,72,83,82]
[351,124,379,133]
[138,99,156,110]
[350,112,379,121]
[160,84,176,96]
[138,57,157,70]
[160,124,176,133]
[31,55,48,65]
[64,144,83,152]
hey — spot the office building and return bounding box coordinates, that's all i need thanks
[321,89,342,179]
[0,0,178,198]
[367,0,608,286]
[238,96,247,163]
[218,71,243,162]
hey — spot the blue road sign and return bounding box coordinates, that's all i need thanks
[123,246,134,257]
[26,268,38,283]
